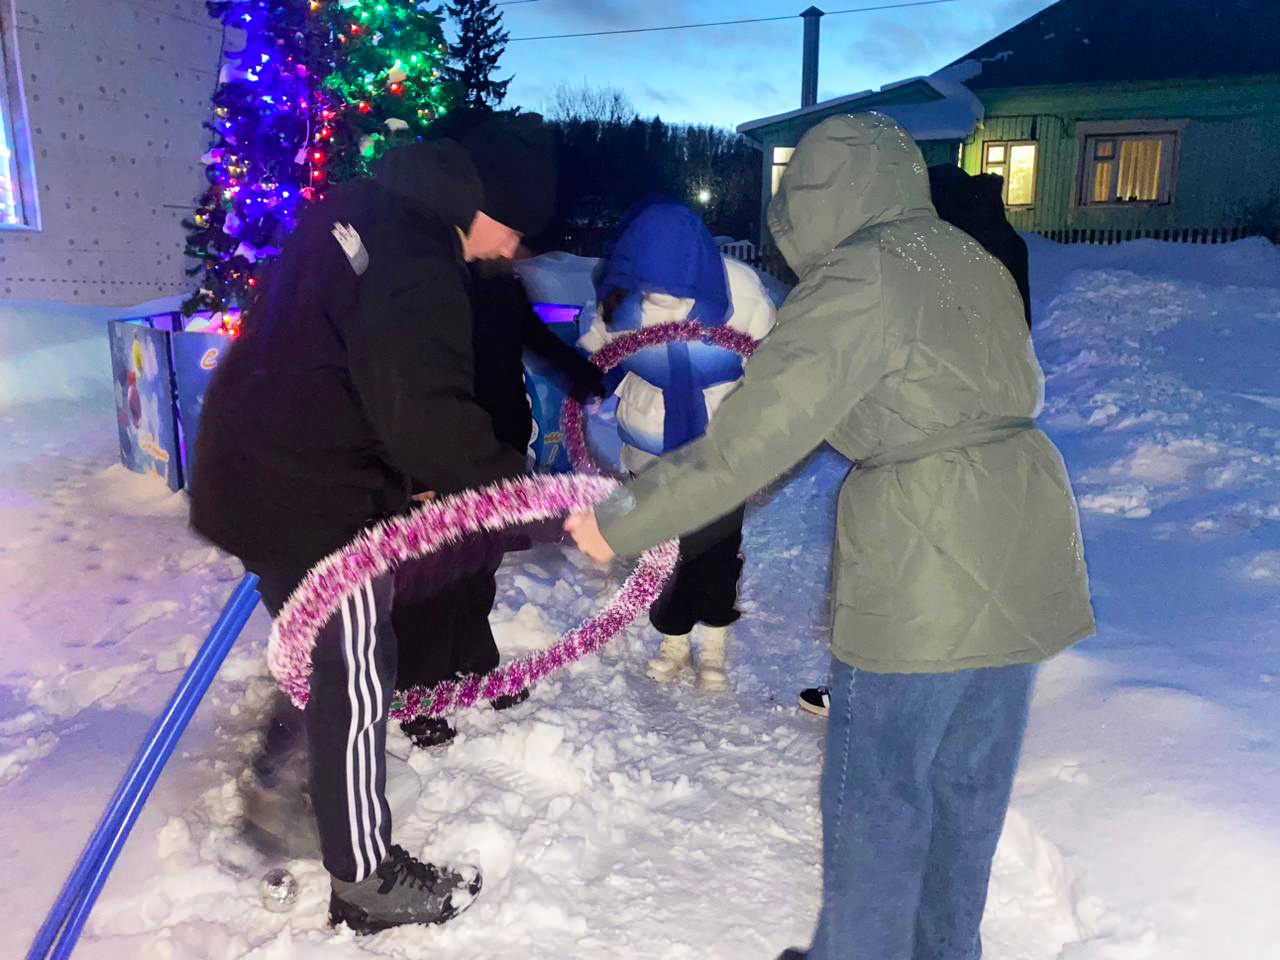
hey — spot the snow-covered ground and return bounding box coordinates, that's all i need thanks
[2,237,1279,959]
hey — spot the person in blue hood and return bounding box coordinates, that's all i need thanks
[580,199,776,691]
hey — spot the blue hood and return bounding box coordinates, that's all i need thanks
[595,200,739,455]
[596,200,730,325]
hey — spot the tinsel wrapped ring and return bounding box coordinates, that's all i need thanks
[267,321,757,721]
[561,320,760,476]
[267,474,678,720]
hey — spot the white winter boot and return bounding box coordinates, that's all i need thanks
[646,633,692,682]
[697,626,731,692]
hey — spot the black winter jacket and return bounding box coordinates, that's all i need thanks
[928,165,1032,328]
[470,268,604,454]
[190,142,526,568]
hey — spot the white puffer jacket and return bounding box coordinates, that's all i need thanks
[579,257,777,473]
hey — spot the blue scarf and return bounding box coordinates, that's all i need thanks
[596,201,731,449]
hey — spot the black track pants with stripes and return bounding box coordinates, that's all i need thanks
[249,562,396,883]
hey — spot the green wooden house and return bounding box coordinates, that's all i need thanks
[737,0,1280,248]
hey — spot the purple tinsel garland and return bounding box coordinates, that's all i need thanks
[267,474,678,719]
[562,320,760,476]
[269,322,756,721]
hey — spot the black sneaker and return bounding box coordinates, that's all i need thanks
[400,716,456,749]
[329,844,481,933]
[798,686,830,718]
[490,687,530,711]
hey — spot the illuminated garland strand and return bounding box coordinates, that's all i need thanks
[183,0,457,325]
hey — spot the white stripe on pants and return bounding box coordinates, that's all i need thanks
[340,585,385,881]
[250,565,396,883]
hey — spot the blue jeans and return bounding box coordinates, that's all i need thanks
[806,658,1037,960]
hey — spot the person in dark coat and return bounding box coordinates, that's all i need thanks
[391,255,604,748]
[928,163,1032,327]
[471,253,606,449]
[189,114,557,932]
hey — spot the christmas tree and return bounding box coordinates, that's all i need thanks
[183,0,456,326]
[182,0,317,323]
[314,0,457,184]
[446,0,510,111]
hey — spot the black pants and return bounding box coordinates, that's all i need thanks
[249,562,396,883]
[648,505,746,637]
[392,567,501,690]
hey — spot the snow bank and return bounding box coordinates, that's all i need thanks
[3,237,1280,958]
[0,297,182,411]
[515,252,599,307]
[877,61,985,142]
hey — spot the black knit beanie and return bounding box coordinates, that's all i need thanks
[460,113,558,238]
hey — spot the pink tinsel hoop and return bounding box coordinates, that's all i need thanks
[561,320,759,476]
[268,474,678,720]
[269,321,757,722]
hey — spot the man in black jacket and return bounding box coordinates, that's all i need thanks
[927,163,1032,327]
[392,255,604,748]
[189,114,556,932]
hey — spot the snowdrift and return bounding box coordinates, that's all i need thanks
[0,298,182,412]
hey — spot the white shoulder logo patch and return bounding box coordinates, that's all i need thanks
[331,222,369,276]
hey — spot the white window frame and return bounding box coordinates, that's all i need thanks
[981,140,1038,208]
[0,0,39,231]
[1075,119,1186,209]
[770,146,795,197]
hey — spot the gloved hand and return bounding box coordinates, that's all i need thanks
[568,365,607,405]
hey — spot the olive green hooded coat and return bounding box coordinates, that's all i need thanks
[598,113,1094,673]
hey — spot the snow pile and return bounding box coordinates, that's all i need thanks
[515,252,599,308]
[876,61,985,142]
[2,237,1279,958]
[0,297,181,411]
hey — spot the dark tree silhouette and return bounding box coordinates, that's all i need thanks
[447,0,511,111]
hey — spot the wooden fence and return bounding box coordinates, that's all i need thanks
[719,243,797,285]
[1033,226,1258,246]
[589,226,1263,291]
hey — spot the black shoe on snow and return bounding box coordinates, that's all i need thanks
[776,950,807,960]
[329,844,481,933]
[490,687,530,711]
[400,716,456,749]
[798,686,830,718]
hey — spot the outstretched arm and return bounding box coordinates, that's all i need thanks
[578,256,892,559]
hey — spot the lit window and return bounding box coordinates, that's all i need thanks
[1081,131,1177,205]
[982,140,1037,207]
[771,146,795,196]
[0,7,37,229]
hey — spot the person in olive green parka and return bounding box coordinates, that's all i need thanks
[567,112,1093,960]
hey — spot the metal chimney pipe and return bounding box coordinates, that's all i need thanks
[801,6,824,108]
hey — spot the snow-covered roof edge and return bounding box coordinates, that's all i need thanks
[736,61,985,143]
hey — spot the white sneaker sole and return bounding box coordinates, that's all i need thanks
[797,698,829,719]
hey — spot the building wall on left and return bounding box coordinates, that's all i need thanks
[0,0,221,305]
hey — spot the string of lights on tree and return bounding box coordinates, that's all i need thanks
[183,0,458,329]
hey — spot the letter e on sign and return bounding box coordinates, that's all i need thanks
[200,348,220,370]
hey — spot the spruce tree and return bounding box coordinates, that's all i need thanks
[446,0,511,111]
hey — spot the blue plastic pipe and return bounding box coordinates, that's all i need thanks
[28,574,261,960]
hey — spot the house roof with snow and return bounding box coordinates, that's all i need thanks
[738,0,1280,144]
[953,0,1280,90]
[736,64,984,143]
